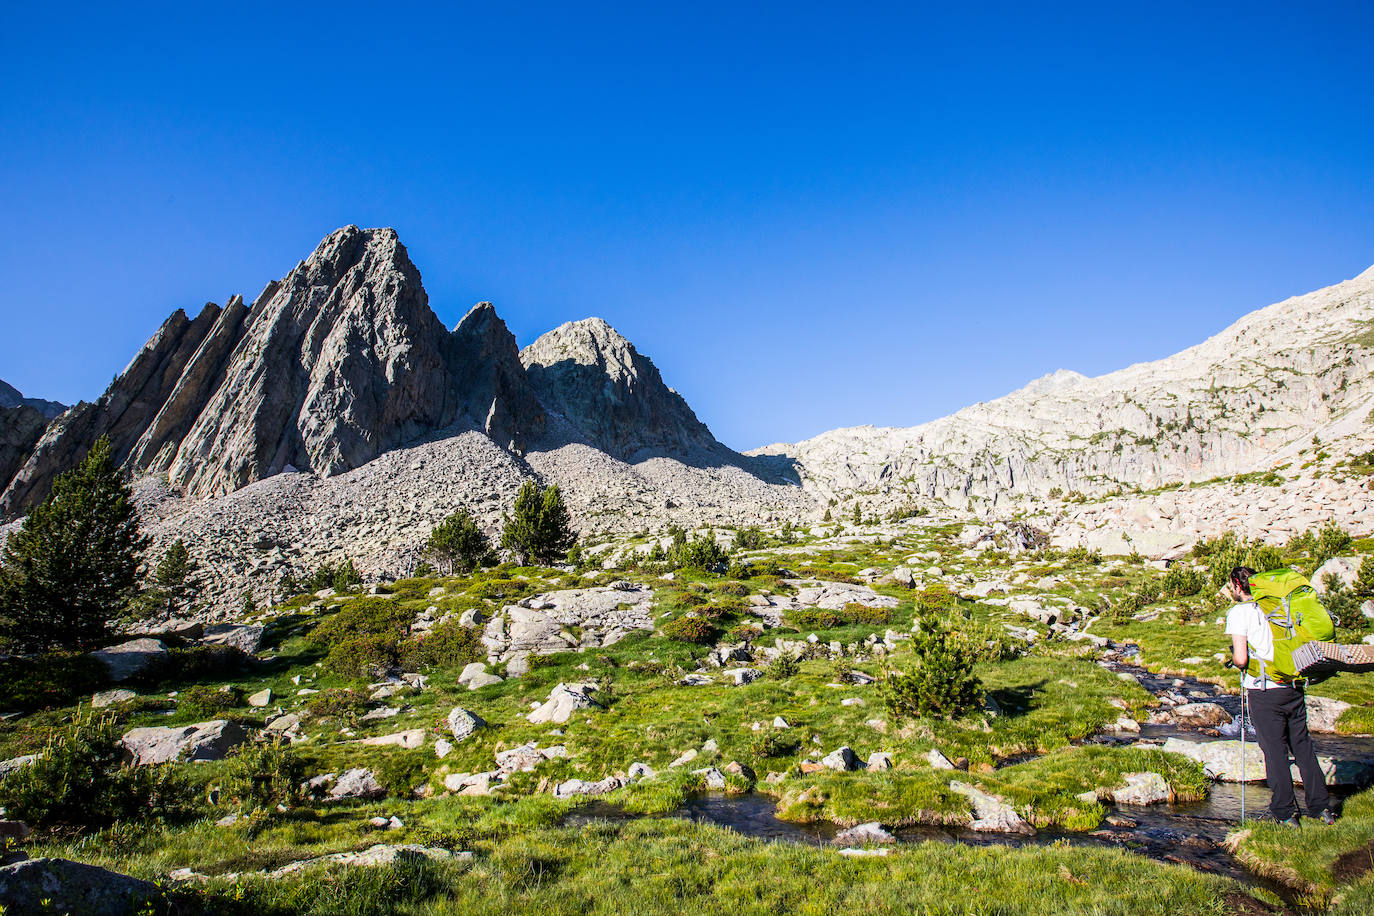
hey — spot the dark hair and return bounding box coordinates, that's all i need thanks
[1229,566,1255,594]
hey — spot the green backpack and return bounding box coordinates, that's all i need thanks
[1244,568,1337,685]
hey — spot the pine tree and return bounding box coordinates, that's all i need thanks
[500,481,577,566]
[882,610,983,719]
[852,502,862,526]
[425,510,492,575]
[140,538,200,618]
[0,436,149,650]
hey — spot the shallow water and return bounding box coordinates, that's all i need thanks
[565,655,1374,895]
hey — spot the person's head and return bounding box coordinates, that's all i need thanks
[1229,566,1255,601]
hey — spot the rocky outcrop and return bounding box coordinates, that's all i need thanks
[122,719,248,765]
[521,318,722,461]
[0,405,50,497]
[0,858,160,916]
[0,227,548,516]
[1,304,224,514]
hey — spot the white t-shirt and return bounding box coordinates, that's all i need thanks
[1225,601,1282,690]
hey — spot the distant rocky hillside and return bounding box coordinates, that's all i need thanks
[754,264,1374,511]
[0,380,65,420]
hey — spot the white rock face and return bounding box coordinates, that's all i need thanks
[527,683,603,725]
[1109,772,1172,806]
[122,720,247,765]
[483,583,657,668]
[90,639,168,682]
[1161,736,1374,785]
[753,265,1374,545]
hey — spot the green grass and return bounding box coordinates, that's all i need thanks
[157,818,1267,915]
[1227,786,1374,907]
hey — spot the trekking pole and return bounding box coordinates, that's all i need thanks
[1227,659,1246,823]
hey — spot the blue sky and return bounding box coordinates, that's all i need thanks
[2,2,1371,450]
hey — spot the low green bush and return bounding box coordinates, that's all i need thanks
[0,652,108,712]
[180,684,242,717]
[916,583,955,613]
[311,597,411,645]
[220,741,306,812]
[783,608,843,630]
[0,709,192,829]
[400,619,483,670]
[326,633,400,678]
[841,602,892,625]
[1159,564,1206,599]
[767,653,800,679]
[304,688,371,724]
[660,616,717,644]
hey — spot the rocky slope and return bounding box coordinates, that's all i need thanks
[754,264,1374,511]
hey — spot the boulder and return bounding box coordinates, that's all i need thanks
[692,767,727,789]
[0,857,160,916]
[467,672,505,690]
[724,668,761,686]
[1110,772,1172,805]
[527,683,602,725]
[554,776,623,798]
[360,729,427,750]
[447,707,486,742]
[833,822,895,844]
[247,688,273,708]
[628,762,656,779]
[91,689,137,709]
[1306,695,1354,734]
[495,742,565,773]
[270,844,465,877]
[949,781,1034,834]
[329,768,385,800]
[821,746,860,771]
[201,623,265,655]
[1314,557,1362,594]
[89,638,167,682]
[724,760,756,781]
[1161,736,1374,785]
[1170,703,1232,728]
[867,752,894,772]
[925,749,955,770]
[890,567,916,589]
[0,756,35,780]
[457,662,490,686]
[122,720,247,765]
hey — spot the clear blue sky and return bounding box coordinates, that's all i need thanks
[2,2,1372,450]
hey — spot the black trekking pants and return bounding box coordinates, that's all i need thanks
[1247,686,1331,819]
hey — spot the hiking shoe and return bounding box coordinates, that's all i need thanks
[1278,817,1302,828]
[1317,808,1338,826]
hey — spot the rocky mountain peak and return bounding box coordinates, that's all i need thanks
[520,318,722,461]
[0,227,550,515]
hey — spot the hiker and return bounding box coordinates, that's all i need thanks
[1225,565,1336,826]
